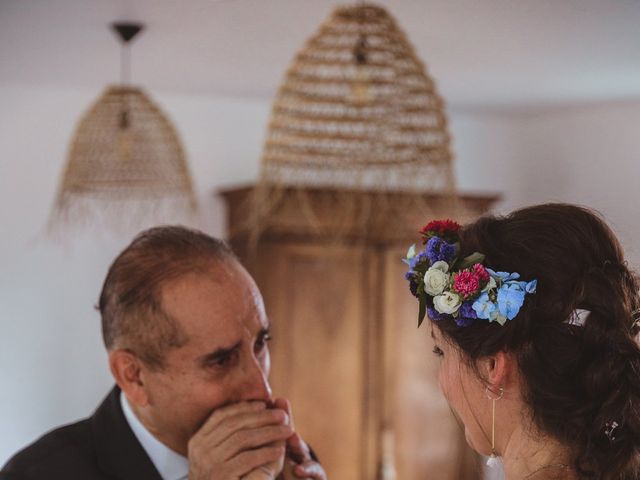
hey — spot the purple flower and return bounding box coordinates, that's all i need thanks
[455,317,475,327]
[427,307,451,321]
[459,301,478,320]
[404,270,420,297]
[454,302,477,327]
[426,237,457,264]
[409,250,429,269]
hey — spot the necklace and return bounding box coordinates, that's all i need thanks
[522,463,570,479]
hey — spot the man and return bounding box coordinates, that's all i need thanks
[1,226,326,480]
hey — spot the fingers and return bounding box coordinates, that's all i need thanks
[228,443,286,478]
[273,397,307,462]
[285,432,310,464]
[197,401,267,437]
[293,460,326,480]
[188,402,291,480]
[193,402,290,449]
[212,409,291,449]
[273,397,294,429]
[247,399,325,480]
[272,400,314,468]
[219,424,293,460]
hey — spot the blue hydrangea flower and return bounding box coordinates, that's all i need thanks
[486,268,520,282]
[524,280,537,293]
[497,282,527,320]
[472,292,498,320]
[426,237,457,264]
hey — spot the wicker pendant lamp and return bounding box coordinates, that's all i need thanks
[246,2,461,242]
[50,22,196,231]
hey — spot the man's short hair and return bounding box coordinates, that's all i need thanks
[98,225,237,370]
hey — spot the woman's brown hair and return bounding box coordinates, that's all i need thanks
[433,203,640,479]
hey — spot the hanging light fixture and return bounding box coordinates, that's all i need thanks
[245,2,461,243]
[50,22,196,231]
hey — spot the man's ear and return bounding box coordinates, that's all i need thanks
[108,349,149,407]
[479,350,514,393]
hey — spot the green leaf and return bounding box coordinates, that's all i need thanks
[418,292,427,328]
[456,252,486,270]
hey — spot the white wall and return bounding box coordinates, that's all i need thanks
[452,102,640,269]
[1,83,640,467]
[517,102,640,265]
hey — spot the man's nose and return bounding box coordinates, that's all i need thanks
[241,356,272,402]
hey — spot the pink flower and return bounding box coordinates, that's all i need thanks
[473,263,490,282]
[453,270,481,298]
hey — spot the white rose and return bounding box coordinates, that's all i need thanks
[433,292,462,315]
[423,263,450,296]
[431,260,449,273]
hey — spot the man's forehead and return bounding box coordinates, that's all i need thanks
[165,265,266,332]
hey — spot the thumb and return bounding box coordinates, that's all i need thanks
[273,397,295,429]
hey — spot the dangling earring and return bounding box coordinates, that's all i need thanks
[485,385,504,468]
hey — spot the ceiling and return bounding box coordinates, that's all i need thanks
[1,0,639,110]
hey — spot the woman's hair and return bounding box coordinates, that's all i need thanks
[433,203,640,479]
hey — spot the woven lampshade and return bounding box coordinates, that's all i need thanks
[50,22,196,231]
[51,85,196,229]
[248,2,460,242]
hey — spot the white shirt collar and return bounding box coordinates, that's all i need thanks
[120,391,189,480]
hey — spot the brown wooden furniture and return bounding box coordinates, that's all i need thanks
[221,186,499,479]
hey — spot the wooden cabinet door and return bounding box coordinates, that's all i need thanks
[381,246,480,479]
[250,242,375,479]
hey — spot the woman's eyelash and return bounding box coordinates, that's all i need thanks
[432,346,444,357]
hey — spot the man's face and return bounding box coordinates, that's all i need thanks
[135,260,272,455]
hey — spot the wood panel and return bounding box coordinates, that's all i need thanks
[253,242,371,479]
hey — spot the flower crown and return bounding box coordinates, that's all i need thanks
[403,220,537,327]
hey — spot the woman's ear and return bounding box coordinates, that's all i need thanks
[480,350,514,392]
[108,349,149,407]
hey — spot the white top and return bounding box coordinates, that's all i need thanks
[120,391,190,480]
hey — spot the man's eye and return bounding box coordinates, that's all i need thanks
[432,346,444,357]
[212,356,231,367]
[209,353,236,368]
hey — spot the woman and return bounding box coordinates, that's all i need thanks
[404,204,640,479]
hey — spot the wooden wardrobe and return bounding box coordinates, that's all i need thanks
[221,186,498,480]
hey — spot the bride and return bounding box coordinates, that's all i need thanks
[403,204,640,479]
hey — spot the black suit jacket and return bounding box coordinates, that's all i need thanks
[1,387,162,480]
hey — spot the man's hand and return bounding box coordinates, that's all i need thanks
[187,401,292,480]
[274,398,327,480]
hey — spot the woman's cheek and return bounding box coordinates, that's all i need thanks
[438,365,451,400]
